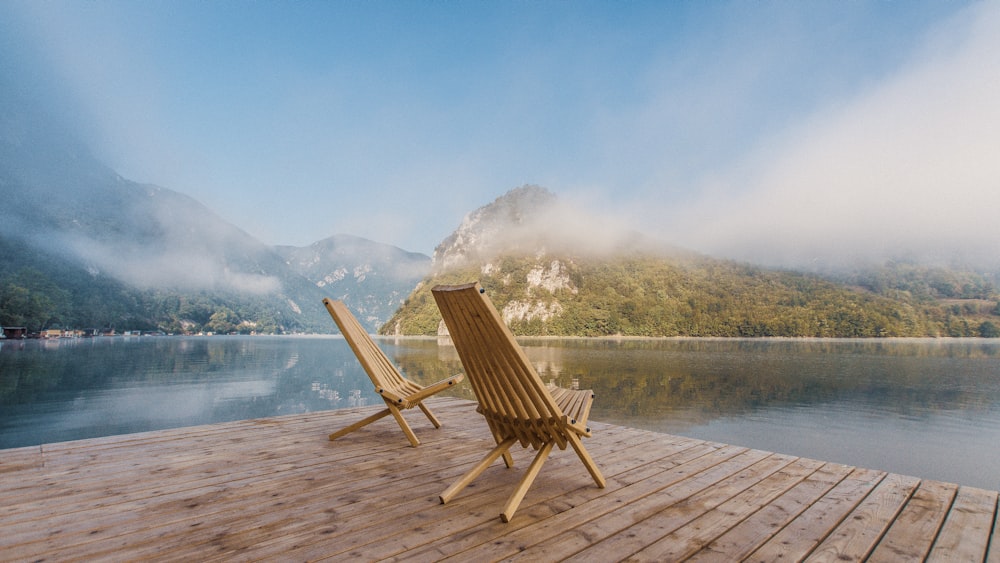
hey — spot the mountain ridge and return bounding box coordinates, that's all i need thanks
[383,186,1000,338]
[275,234,429,329]
[0,91,428,333]
[2,91,997,338]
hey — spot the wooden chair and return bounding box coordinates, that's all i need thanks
[323,298,463,447]
[431,282,606,522]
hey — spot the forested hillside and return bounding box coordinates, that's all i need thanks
[383,253,998,338]
[0,235,315,334]
[382,187,1000,338]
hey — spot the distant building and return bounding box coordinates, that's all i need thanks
[2,327,28,339]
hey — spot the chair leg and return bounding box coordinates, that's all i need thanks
[501,441,554,523]
[567,432,606,488]
[502,451,515,468]
[386,402,421,447]
[486,426,515,468]
[417,402,443,429]
[440,436,518,504]
[328,408,391,441]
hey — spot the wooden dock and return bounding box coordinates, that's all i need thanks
[1,397,997,562]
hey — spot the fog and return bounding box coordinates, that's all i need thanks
[3,1,998,275]
[66,237,283,294]
[64,204,285,294]
[640,2,1000,271]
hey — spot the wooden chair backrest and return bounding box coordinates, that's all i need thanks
[431,283,567,448]
[323,298,410,394]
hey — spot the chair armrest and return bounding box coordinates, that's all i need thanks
[552,386,595,437]
[404,373,465,404]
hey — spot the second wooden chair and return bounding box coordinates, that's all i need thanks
[323,298,463,447]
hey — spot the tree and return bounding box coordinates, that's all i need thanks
[206,307,239,334]
[0,269,68,330]
[979,321,1000,338]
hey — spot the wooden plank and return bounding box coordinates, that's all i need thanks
[986,503,1000,563]
[496,448,772,562]
[988,497,1000,563]
[624,457,825,561]
[195,426,678,562]
[1,398,997,563]
[806,472,920,561]
[0,445,43,473]
[868,480,959,562]
[60,423,635,562]
[1,409,502,560]
[4,404,472,552]
[0,406,439,494]
[3,399,473,484]
[686,462,854,562]
[0,412,445,522]
[744,467,886,562]
[380,438,722,563]
[2,435,479,556]
[572,452,799,561]
[3,434,331,503]
[446,445,751,562]
[927,486,999,562]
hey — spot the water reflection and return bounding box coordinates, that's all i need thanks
[0,336,387,447]
[396,337,1000,489]
[501,338,1000,425]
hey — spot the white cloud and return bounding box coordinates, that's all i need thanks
[654,2,1000,269]
[63,234,281,294]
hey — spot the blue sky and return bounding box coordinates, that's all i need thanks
[3,1,999,268]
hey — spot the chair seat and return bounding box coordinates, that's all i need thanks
[547,385,594,433]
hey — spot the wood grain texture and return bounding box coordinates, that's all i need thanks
[1,397,996,562]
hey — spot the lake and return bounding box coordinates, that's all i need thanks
[2,335,999,490]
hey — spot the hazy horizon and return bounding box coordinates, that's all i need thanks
[2,1,998,271]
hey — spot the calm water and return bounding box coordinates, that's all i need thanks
[2,335,999,490]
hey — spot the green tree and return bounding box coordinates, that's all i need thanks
[206,307,239,334]
[0,269,69,330]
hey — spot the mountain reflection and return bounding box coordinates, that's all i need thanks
[6,336,999,444]
[393,337,1000,430]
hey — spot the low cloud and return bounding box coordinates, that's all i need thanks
[512,198,652,257]
[63,234,281,294]
[435,187,670,272]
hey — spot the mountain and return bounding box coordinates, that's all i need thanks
[276,235,430,330]
[3,82,995,338]
[383,186,1000,338]
[0,88,425,334]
